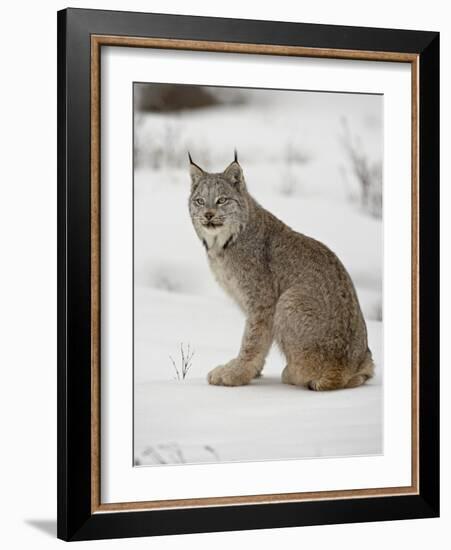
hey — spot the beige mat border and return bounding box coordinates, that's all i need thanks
[90,35,419,514]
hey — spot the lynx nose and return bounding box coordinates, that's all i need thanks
[204,210,215,221]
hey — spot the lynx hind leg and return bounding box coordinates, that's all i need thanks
[281,361,316,387]
[282,356,348,390]
[282,351,374,391]
[344,351,375,389]
[307,351,374,391]
[307,363,352,391]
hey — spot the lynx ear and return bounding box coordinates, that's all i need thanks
[188,152,204,188]
[223,151,244,189]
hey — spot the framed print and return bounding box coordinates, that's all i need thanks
[57,8,439,541]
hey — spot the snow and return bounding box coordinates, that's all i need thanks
[133,87,383,466]
[135,321,382,465]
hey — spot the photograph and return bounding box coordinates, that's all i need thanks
[55,7,439,541]
[133,82,384,467]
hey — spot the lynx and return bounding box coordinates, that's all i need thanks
[188,152,374,390]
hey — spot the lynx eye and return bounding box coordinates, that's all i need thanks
[195,197,205,206]
[216,197,228,205]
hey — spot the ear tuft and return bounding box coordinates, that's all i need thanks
[223,156,244,189]
[188,152,204,188]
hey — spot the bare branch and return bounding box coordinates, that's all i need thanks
[169,343,195,380]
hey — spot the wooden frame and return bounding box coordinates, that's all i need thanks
[58,7,439,541]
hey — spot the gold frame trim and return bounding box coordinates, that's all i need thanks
[90,35,420,514]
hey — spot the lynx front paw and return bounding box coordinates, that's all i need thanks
[207,360,255,387]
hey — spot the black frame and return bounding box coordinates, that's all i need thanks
[57,7,439,541]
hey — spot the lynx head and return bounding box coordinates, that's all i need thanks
[188,151,250,243]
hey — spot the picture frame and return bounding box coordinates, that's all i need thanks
[57,7,439,541]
